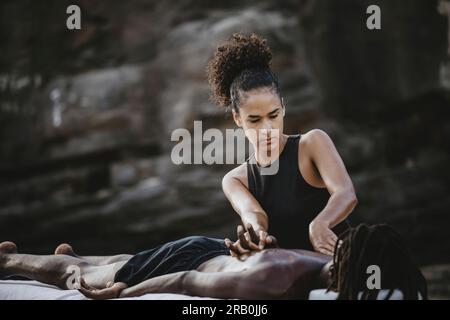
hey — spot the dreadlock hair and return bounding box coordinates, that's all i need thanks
[328,223,428,300]
[206,32,282,113]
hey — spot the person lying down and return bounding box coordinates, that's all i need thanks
[0,224,427,300]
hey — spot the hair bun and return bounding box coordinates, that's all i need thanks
[206,32,273,108]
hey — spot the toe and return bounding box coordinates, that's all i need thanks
[54,243,75,256]
[0,241,18,254]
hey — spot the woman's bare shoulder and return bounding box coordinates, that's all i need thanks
[300,129,333,147]
[299,129,337,163]
[223,163,248,186]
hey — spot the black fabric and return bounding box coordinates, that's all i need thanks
[246,134,350,250]
[114,236,230,286]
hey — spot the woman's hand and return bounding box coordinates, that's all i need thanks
[76,277,127,300]
[225,224,278,257]
[309,220,338,256]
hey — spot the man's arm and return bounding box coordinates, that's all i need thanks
[119,264,290,299]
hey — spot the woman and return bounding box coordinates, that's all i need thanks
[206,33,358,255]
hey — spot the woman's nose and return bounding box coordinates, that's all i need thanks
[260,119,272,131]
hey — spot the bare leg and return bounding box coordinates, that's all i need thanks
[54,243,132,266]
[1,242,127,290]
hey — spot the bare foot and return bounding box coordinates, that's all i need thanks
[0,241,17,254]
[54,243,79,257]
[0,241,17,278]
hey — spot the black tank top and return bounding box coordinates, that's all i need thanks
[246,134,349,250]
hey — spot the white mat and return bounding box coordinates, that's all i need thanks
[0,280,413,300]
[309,288,412,300]
[0,280,217,300]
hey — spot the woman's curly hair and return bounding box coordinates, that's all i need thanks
[206,32,281,111]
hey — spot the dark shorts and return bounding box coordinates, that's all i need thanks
[114,236,230,286]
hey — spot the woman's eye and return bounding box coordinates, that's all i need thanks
[248,114,277,123]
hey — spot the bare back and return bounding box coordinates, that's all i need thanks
[197,248,331,273]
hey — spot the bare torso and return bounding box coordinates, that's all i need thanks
[195,248,331,298]
[196,248,331,273]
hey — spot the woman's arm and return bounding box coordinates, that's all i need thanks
[222,164,268,233]
[303,130,358,255]
[222,165,279,253]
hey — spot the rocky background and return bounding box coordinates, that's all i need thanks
[1,0,449,298]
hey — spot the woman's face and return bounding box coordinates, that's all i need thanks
[232,87,285,152]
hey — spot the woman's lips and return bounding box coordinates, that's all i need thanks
[262,138,275,145]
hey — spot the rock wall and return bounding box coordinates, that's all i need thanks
[0,1,449,271]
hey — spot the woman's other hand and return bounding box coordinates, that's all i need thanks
[309,219,338,256]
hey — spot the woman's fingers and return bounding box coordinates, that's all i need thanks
[234,231,251,254]
[226,240,238,258]
[238,225,259,251]
[225,238,239,256]
[326,236,337,249]
[320,248,334,256]
[225,238,249,255]
[237,225,251,249]
[246,224,260,244]
[244,224,262,250]
[245,232,260,250]
[227,224,270,256]
[330,232,338,242]
[317,242,335,256]
[225,238,236,250]
[236,241,250,254]
[325,230,338,250]
[258,230,268,249]
[310,223,338,255]
[328,231,338,247]
[266,235,278,248]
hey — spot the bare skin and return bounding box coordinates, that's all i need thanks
[0,242,127,290]
[0,241,332,300]
[54,243,132,266]
[222,87,358,256]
